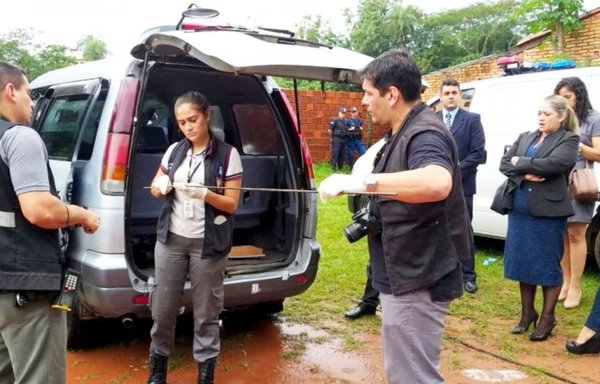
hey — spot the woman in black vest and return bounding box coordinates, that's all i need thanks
[147,91,243,384]
[500,95,579,342]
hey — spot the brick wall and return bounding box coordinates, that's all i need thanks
[282,89,388,163]
[521,11,600,65]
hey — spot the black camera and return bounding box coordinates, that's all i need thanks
[344,206,381,243]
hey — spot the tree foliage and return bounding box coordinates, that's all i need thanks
[77,35,108,61]
[414,0,523,72]
[515,0,584,52]
[0,29,77,80]
[346,0,522,73]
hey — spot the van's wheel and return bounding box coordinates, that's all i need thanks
[593,231,600,270]
[66,298,94,349]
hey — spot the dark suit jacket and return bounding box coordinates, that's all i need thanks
[438,109,486,195]
[499,129,579,217]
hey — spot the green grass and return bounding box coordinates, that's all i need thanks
[282,162,600,347]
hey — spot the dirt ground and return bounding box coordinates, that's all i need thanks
[66,312,600,384]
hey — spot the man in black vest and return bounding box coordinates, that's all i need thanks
[319,50,471,383]
[0,61,100,383]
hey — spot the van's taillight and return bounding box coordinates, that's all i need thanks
[101,77,139,194]
[299,133,316,187]
[279,91,317,188]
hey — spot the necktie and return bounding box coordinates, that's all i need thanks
[445,112,452,129]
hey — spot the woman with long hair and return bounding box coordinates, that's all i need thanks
[500,95,579,341]
[554,77,600,309]
[146,91,243,384]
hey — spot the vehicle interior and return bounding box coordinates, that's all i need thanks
[126,64,305,279]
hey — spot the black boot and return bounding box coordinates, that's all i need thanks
[147,350,168,384]
[198,357,217,384]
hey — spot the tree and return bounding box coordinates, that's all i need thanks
[413,0,523,72]
[0,29,77,80]
[31,45,77,80]
[77,35,108,61]
[515,0,584,53]
[349,0,397,57]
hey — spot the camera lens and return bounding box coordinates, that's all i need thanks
[344,222,368,243]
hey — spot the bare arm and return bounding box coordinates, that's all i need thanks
[18,192,100,233]
[205,177,242,214]
[580,136,600,162]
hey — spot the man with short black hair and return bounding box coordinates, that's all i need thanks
[438,77,486,294]
[319,50,471,383]
[0,61,100,383]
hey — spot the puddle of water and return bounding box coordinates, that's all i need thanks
[279,322,383,383]
[463,369,527,383]
[279,322,329,338]
[301,338,376,382]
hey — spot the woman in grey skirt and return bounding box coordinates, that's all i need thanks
[555,77,600,309]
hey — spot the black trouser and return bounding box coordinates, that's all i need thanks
[330,137,346,170]
[360,262,379,309]
[462,194,476,283]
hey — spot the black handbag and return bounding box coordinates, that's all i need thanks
[491,179,514,215]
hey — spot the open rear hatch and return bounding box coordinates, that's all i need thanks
[126,28,372,280]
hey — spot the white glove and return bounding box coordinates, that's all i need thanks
[351,138,386,178]
[318,174,366,202]
[152,175,172,195]
[173,182,208,200]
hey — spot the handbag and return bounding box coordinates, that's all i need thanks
[490,179,513,215]
[570,162,600,201]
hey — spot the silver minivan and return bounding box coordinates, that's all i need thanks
[29,12,372,347]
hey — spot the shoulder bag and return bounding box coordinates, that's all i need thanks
[490,179,514,215]
[570,161,600,201]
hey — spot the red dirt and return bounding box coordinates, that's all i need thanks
[65,313,599,384]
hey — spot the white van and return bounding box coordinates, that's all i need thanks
[29,8,372,348]
[428,66,600,268]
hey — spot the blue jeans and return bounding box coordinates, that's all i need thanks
[585,285,600,332]
[346,138,366,166]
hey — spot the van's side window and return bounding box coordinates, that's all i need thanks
[38,95,88,160]
[233,104,280,155]
[77,93,106,160]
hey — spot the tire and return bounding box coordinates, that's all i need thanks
[66,298,95,350]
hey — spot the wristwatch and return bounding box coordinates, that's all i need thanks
[363,173,378,192]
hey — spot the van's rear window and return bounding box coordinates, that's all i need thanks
[233,104,281,155]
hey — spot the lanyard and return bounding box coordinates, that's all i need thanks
[187,150,206,183]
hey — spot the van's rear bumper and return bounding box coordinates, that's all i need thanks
[73,240,320,320]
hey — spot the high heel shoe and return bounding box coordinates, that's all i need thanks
[511,312,539,334]
[564,289,582,309]
[565,333,600,355]
[529,319,557,342]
